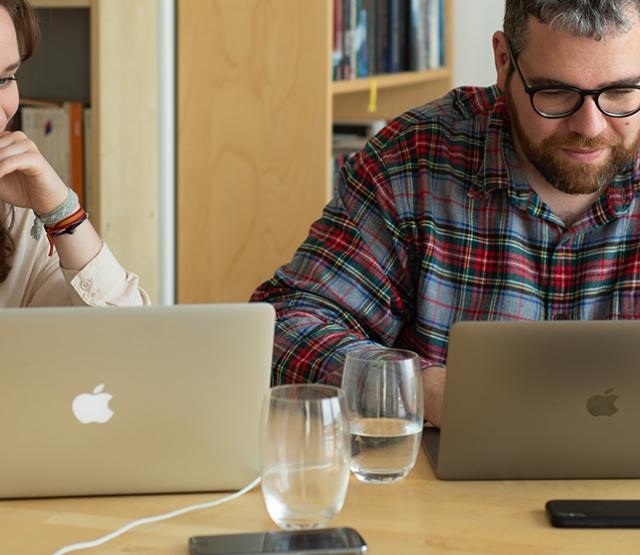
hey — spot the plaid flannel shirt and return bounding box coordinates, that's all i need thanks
[251,85,640,386]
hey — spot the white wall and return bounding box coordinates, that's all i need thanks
[453,0,505,88]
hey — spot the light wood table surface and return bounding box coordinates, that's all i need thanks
[3,450,640,554]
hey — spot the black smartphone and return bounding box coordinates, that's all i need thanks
[188,527,368,555]
[546,500,640,528]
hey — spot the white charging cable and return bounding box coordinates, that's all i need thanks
[51,477,261,555]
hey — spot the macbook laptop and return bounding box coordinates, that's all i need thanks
[423,320,640,480]
[0,303,275,498]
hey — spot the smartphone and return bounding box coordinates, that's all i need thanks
[188,527,368,555]
[546,500,640,528]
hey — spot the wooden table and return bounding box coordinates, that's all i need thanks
[3,450,640,554]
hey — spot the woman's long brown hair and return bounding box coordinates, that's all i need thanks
[0,0,38,282]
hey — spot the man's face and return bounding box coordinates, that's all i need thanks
[503,16,640,195]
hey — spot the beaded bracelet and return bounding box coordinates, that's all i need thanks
[43,206,88,256]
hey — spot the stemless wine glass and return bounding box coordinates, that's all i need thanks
[259,385,351,529]
[342,348,424,483]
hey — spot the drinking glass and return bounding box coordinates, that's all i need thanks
[342,348,424,483]
[259,384,351,529]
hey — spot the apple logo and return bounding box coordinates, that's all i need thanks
[586,388,619,417]
[72,384,114,424]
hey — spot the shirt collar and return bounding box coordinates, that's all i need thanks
[471,92,514,198]
[472,90,640,219]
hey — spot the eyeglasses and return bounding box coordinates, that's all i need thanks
[506,40,640,119]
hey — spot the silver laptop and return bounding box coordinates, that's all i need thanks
[423,320,640,480]
[0,303,275,498]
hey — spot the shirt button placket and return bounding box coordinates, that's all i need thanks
[548,235,573,321]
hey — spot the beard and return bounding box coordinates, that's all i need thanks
[505,86,640,195]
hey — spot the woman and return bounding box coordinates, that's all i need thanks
[0,0,149,306]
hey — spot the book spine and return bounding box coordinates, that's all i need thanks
[350,0,358,78]
[342,0,352,79]
[363,0,376,76]
[333,0,344,80]
[408,0,421,71]
[428,0,439,69]
[420,0,429,70]
[376,0,389,74]
[387,0,401,73]
[356,1,368,77]
[398,0,408,71]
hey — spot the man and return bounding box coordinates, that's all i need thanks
[251,0,640,427]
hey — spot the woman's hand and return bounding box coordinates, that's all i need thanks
[0,130,102,271]
[0,130,70,215]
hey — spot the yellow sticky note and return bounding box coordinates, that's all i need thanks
[367,79,378,113]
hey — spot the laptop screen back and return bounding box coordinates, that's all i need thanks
[427,320,640,480]
[0,303,274,498]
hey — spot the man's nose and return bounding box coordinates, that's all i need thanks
[567,96,608,139]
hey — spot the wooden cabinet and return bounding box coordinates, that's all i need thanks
[178,0,453,303]
[30,0,160,301]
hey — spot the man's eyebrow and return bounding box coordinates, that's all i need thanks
[528,75,640,88]
[2,61,20,73]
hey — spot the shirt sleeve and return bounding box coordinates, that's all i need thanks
[251,146,434,386]
[28,242,151,307]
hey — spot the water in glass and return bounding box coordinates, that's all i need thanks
[350,417,422,482]
[342,348,423,484]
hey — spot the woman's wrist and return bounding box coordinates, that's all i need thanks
[33,185,71,216]
[30,187,82,240]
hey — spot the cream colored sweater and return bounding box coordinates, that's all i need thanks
[0,205,150,307]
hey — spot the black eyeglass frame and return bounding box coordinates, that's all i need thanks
[506,40,640,119]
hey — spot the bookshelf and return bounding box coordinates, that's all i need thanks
[332,67,450,94]
[332,0,453,120]
[177,0,453,304]
[28,0,160,302]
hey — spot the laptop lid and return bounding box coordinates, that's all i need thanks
[423,320,640,480]
[0,303,274,498]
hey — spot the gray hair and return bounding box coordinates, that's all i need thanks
[504,0,640,56]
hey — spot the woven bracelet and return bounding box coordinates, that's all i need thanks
[30,188,80,241]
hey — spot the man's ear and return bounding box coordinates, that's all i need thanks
[492,31,510,92]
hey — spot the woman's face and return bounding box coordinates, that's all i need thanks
[0,7,20,131]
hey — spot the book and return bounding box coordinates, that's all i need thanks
[408,0,427,71]
[363,0,377,76]
[427,0,440,69]
[375,0,389,74]
[387,0,401,73]
[350,0,359,78]
[332,0,445,79]
[355,0,368,77]
[333,0,344,79]
[342,0,353,79]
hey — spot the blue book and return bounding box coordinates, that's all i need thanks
[363,0,376,75]
[387,0,401,73]
[356,3,369,77]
